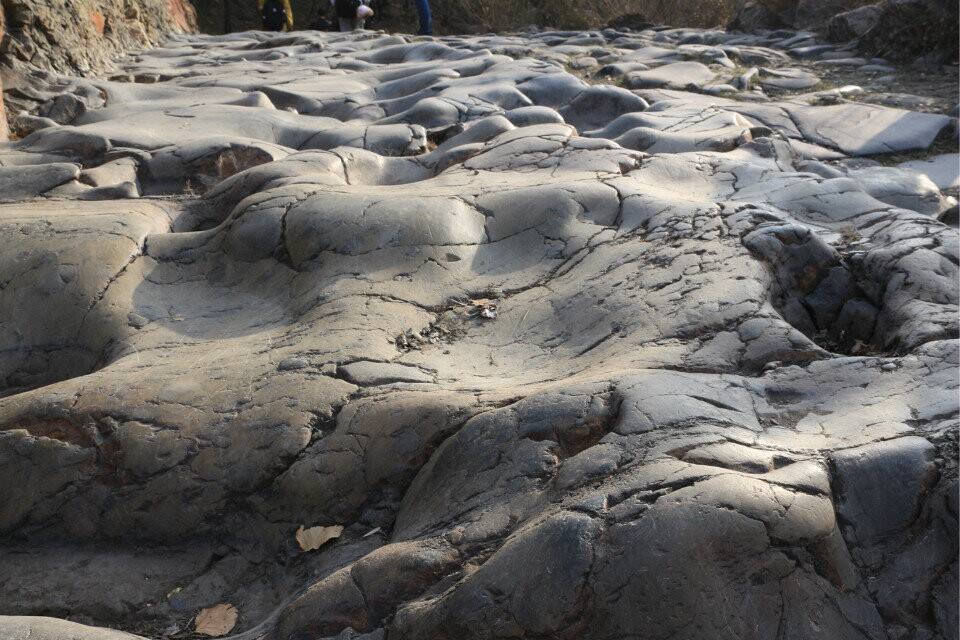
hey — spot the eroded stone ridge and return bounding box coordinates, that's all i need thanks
[0,25,957,640]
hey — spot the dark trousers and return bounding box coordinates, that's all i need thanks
[413,0,432,34]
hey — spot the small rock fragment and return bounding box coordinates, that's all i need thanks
[295,524,344,551]
[195,604,238,637]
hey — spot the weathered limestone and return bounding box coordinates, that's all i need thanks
[0,24,956,640]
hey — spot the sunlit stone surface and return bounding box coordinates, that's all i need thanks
[0,26,956,640]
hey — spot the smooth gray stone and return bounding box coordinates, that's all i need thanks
[558,85,649,131]
[0,163,79,200]
[845,165,949,215]
[79,157,139,189]
[758,67,820,90]
[899,153,960,190]
[831,437,937,547]
[783,103,951,155]
[626,61,716,89]
[702,83,738,95]
[339,361,434,385]
[502,105,565,127]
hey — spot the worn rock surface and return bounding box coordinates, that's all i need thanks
[0,24,957,640]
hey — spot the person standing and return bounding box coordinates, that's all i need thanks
[258,0,294,31]
[413,0,432,35]
[333,0,374,31]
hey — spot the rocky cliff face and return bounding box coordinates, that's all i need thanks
[0,0,196,75]
[0,0,196,140]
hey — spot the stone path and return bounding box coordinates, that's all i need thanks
[0,25,957,640]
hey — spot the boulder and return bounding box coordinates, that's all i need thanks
[826,3,883,41]
[728,1,790,31]
[859,0,960,63]
[794,0,868,28]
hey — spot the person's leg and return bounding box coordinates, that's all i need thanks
[338,17,352,31]
[413,0,432,35]
[356,18,365,29]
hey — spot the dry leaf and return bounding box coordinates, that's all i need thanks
[296,524,344,552]
[194,603,238,637]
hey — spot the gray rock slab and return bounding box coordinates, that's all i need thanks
[831,437,937,548]
[0,163,79,200]
[626,60,717,89]
[758,67,820,91]
[899,153,960,190]
[338,361,435,385]
[783,103,952,155]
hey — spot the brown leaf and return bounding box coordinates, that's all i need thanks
[296,524,344,552]
[194,603,238,637]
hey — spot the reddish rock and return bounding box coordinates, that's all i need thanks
[90,10,107,35]
[167,0,196,31]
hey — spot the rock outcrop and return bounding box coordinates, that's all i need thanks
[0,22,957,640]
[0,7,7,139]
[730,0,878,28]
[856,0,959,64]
[733,0,959,63]
[826,3,883,41]
[0,0,196,78]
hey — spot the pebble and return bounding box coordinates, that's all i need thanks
[127,312,149,329]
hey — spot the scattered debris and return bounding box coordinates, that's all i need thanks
[362,526,382,538]
[395,295,502,351]
[194,604,238,637]
[837,224,862,244]
[479,302,498,319]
